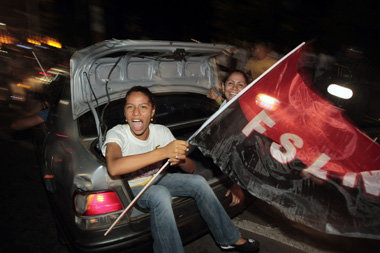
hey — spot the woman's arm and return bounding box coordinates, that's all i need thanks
[10,114,45,130]
[178,158,195,174]
[105,140,190,176]
[225,183,245,207]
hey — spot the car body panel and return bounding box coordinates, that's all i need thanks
[70,39,231,120]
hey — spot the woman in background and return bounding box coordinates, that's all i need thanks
[220,70,250,206]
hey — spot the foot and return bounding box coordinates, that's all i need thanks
[234,238,248,245]
[220,238,260,252]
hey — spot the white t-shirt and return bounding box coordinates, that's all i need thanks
[102,123,175,187]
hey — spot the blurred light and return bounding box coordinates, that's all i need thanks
[35,44,48,49]
[59,100,70,105]
[16,83,31,89]
[10,95,25,101]
[24,55,35,60]
[16,44,32,50]
[327,84,353,99]
[56,133,68,138]
[256,93,280,111]
[39,71,52,77]
[50,67,69,75]
[36,76,52,83]
[27,38,41,46]
[0,34,16,44]
[191,38,201,44]
[53,157,63,162]
[89,218,98,224]
[0,23,6,32]
[45,38,62,48]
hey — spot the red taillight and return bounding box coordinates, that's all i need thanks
[83,192,123,216]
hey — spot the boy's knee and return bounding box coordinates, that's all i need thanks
[191,174,208,187]
[190,175,214,195]
[148,186,172,208]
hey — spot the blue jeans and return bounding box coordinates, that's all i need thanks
[131,173,241,253]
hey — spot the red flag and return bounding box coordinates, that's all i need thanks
[239,45,380,196]
[189,43,380,239]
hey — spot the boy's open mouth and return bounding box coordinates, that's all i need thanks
[131,119,144,131]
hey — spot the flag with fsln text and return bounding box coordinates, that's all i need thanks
[189,43,380,239]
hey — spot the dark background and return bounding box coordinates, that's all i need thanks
[1,0,379,56]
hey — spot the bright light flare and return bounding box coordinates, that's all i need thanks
[0,34,16,44]
[96,195,105,202]
[45,38,62,49]
[27,38,41,46]
[327,84,353,99]
[16,83,31,89]
[256,93,280,111]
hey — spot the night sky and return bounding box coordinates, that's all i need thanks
[0,0,378,58]
[51,0,380,57]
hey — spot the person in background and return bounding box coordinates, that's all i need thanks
[206,82,224,105]
[10,80,62,131]
[103,86,260,253]
[220,70,250,206]
[10,80,63,169]
[220,70,249,106]
[207,43,249,107]
[244,41,278,80]
[10,95,50,131]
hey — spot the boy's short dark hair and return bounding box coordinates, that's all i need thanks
[125,86,156,108]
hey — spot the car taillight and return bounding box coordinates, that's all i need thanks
[75,191,123,216]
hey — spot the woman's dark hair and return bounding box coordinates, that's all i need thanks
[125,86,156,108]
[223,70,250,84]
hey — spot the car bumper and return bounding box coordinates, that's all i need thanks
[54,180,245,252]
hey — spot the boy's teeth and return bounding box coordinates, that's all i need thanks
[131,120,144,131]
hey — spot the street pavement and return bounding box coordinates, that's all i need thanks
[185,197,380,253]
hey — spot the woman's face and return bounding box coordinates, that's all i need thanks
[124,91,155,140]
[223,72,248,101]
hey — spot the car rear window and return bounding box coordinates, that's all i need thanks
[78,93,219,138]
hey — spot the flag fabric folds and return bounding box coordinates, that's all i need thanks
[189,43,380,239]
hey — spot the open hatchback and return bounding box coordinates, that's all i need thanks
[42,39,246,252]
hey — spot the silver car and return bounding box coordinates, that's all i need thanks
[41,40,246,252]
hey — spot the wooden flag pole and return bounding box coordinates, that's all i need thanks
[104,160,170,236]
